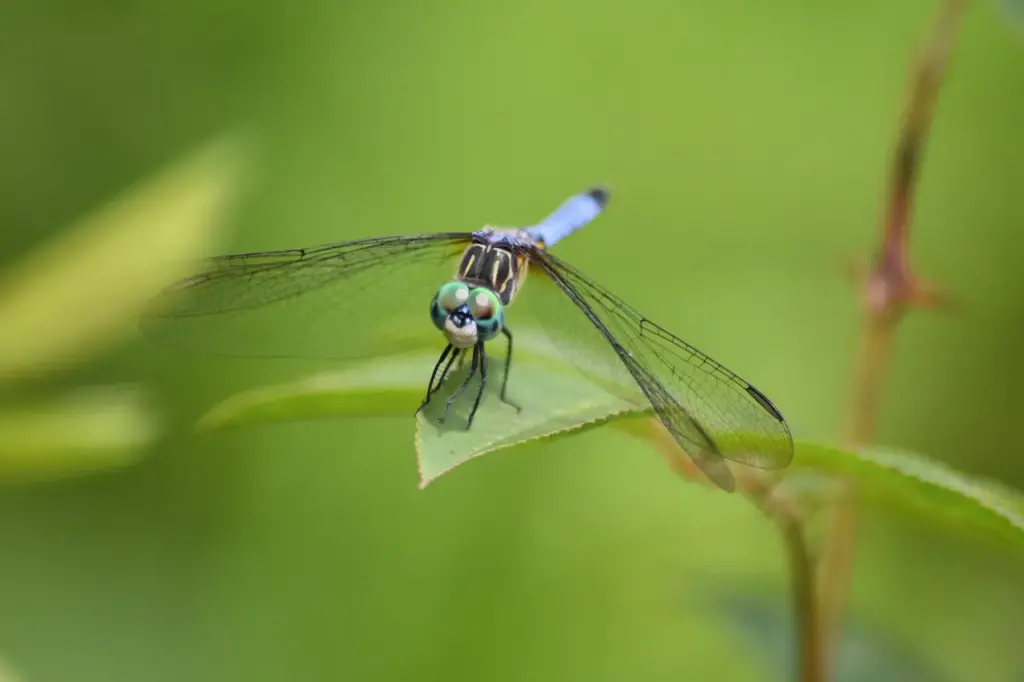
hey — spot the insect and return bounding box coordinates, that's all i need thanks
[143,188,793,490]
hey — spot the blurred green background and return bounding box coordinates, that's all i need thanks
[2,0,1023,680]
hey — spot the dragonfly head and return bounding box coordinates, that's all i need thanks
[430,281,504,348]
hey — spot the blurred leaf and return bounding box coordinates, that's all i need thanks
[0,658,22,682]
[196,331,642,487]
[711,591,948,682]
[195,354,438,428]
[0,385,158,484]
[0,133,248,387]
[786,443,1024,554]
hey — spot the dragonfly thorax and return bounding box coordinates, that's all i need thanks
[457,233,532,306]
[430,280,504,348]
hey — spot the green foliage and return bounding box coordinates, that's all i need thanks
[3,2,1024,680]
[0,136,245,483]
[787,443,1024,556]
[0,660,21,682]
[195,344,1024,557]
[196,332,645,486]
[0,387,157,484]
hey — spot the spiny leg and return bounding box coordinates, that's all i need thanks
[500,327,523,413]
[439,344,479,425]
[466,342,488,429]
[433,347,462,393]
[423,345,453,400]
[417,345,458,413]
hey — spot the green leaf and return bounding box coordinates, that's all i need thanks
[411,343,639,486]
[196,331,643,487]
[0,133,248,387]
[785,442,1024,554]
[0,385,159,484]
[607,422,1024,552]
[194,337,1024,554]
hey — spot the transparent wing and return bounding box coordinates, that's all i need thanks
[141,233,471,362]
[518,248,793,491]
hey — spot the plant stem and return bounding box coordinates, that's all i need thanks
[637,417,824,682]
[746,474,824,682]
[784,513,823,682]
[819,0,967,675]
[818,315,899,673]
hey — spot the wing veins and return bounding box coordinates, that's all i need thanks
[526,247,792,483]
[150,233,469,318]
[524,247,726,462]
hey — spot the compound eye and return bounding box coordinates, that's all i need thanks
[468,288,501,320]
[437,281,470,312]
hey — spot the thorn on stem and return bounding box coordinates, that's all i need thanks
[825,3,969,679]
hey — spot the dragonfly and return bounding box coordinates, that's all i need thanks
[142,188,793,491]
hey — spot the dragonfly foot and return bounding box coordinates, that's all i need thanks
[501,397,523,414]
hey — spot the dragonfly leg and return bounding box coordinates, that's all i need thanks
[466,342,488,429]
[435,348,462,393]
[417,345,456,413]
[499,327,523,413]
[419,346,460,409]
[439,344,479,425]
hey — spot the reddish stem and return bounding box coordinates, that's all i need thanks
[820,1,967,676]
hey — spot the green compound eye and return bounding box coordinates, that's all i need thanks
[467,288,501,320]
[467,288,503,342]
[437,281,470,312]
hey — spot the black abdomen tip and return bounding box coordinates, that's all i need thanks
[587,187,610,208]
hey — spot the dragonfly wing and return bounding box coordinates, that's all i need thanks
[141,233,471,362]
[518,248,793,491]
